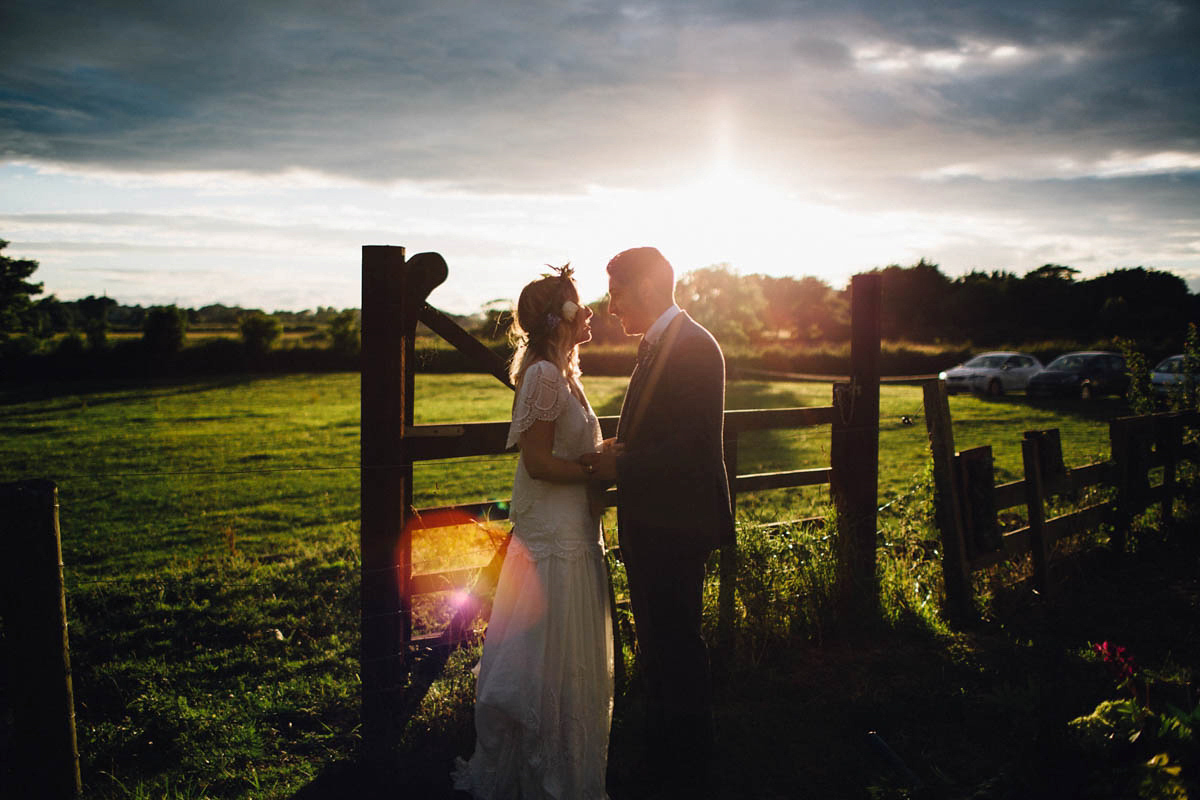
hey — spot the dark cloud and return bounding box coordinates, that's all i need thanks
[0,0,1197,200]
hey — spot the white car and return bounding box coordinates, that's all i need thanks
[1150,354,1198,399]
[939,351,1044,396]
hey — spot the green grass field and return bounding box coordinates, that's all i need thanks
[2,373,1185,798]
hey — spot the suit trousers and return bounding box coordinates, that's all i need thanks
[621,529,714,775]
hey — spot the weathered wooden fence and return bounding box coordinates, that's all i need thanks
[924,377,1199,622]
[0,479,82,799]
[359,246,883,751]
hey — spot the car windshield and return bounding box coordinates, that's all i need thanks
[1046,354,1093,371]
[964,355,1008,368]
[1154,357,1182,374]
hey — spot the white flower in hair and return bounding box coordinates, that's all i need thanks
[561,300,579,321]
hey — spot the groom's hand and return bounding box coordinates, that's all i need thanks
[581,448,620,482]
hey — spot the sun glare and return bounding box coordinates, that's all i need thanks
[627,160,872,285]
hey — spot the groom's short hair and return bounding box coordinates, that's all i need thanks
[606,247,674,298]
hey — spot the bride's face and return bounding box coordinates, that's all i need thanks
[570,299,593,346]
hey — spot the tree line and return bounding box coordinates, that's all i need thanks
[581,260,1198,353]
[3,237,1198,375]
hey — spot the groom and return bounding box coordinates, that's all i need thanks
[587,246,735,792]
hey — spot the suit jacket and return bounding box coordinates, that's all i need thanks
[615,311,736,555]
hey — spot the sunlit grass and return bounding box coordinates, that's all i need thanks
[0,372,1138,798]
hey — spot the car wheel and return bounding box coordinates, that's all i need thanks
[987,378,1003,397]
[1080,382,1095,400]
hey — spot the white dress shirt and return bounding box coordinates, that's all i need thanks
[642,304,682,347]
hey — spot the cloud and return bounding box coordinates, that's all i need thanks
[1,0,1197,193]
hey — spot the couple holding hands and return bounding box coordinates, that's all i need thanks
[453,246,735,799]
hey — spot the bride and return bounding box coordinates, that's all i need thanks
[453,265,614,799]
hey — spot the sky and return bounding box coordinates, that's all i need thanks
[2,1,1198,315]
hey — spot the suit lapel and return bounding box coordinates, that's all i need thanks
[617,358,645,440]
[618,312,687,442]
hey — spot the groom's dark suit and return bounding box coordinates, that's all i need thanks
[615,309,735,776]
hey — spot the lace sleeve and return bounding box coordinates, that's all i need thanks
[506,361,568,449]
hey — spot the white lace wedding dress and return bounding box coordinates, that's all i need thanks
[453,360,614,799]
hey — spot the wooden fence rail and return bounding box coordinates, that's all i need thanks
[402,405,841,595]
[925,376,1199,622]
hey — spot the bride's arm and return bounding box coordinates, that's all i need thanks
[519,418,595,483]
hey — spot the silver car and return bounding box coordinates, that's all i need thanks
[1150,354,1198,399]
[939,351,1044,396]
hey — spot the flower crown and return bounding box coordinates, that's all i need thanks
[541,263,579,329]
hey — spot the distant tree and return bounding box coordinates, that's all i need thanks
[55,330,86,358]
[142,305,187,357]
[1085,268,1191,344]
[75,295,117,325]
[676,265,766,346]
[1011,264,1084,341]
[328,309,360,356]
[75,295,117,350]
[314,306,341,324]
[29,295,71,338]
[239,310,282,356]
[1099,296,1131,337]
[473,299,514,342]
[945,270,1021,345]
[0,239,44,335]
[196,304,242,326]
[109,304,146,331]
[874,259,951,341]
[758,274,847,341]
[1025,264,1080,282]
[85,319,108,351]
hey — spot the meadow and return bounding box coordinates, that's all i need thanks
[0,372,1194,798]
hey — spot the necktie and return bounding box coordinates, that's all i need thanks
[636,336,651,366]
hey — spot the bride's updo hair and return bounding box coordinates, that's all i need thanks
[509,264,582,390]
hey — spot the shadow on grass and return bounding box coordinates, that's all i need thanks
[591,378,827,420]
[980,390,1133,424]
[0,374,260,415]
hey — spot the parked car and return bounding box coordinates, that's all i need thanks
[1026,351,1129,400]
[938,351,1044,396]
[1150,354,1199,399]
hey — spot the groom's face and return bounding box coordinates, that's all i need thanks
[607,274,651,335]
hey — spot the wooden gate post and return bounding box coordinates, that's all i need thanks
[830,273,882,625]
[0,479,82,798]
[922,379,974,624]
[361,245,412,753]
[360,247,448,753]
[1108,417,1150,554]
